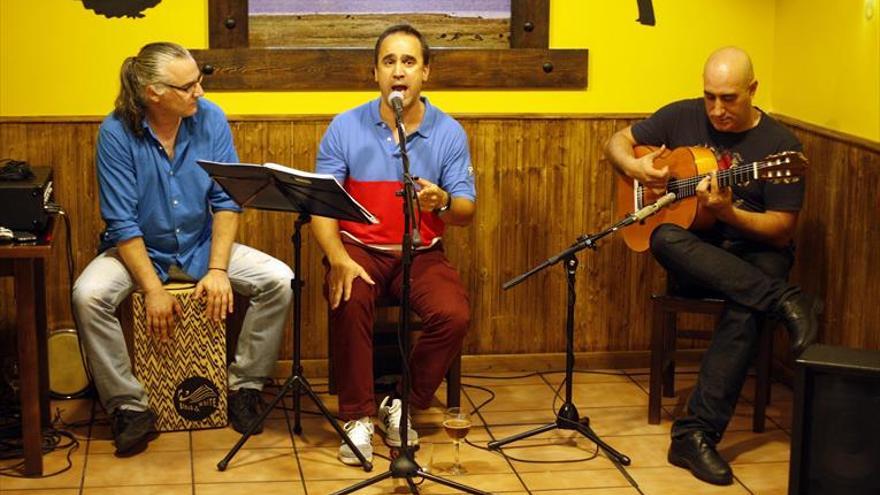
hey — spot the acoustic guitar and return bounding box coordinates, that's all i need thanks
[615,146,808,252]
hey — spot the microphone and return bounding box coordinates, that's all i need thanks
[631,192,676,222]
[388,90,405,124]
[611,192,676,232]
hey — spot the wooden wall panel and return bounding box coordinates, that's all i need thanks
[785,123,880,351]
[1,115,877,366]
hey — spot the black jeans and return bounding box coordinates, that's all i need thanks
[649,224,797,441]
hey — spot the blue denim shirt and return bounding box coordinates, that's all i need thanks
[96,98,241,281]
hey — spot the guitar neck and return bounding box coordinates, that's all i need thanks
[666,161,766,201]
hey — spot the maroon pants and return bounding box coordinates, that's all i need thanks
[326,241,469,420]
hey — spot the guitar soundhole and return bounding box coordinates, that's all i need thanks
[640,177,679,208]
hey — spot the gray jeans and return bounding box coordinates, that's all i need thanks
[72,243,293,413]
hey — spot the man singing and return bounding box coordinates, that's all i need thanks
[312,24,476,466]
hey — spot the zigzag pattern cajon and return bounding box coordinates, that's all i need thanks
[132,282,228,431]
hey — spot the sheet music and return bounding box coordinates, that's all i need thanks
[197,160,378,224]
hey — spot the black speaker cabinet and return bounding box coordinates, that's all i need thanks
[789,344,880,495]
[0,166,52,232]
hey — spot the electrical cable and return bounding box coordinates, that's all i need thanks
[394,180,422,384]
[0,202,89,478]
[0,408,82,478]
[461,381,600,464]
[461,369,641,492]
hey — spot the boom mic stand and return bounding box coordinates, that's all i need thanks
[331,102,490,495]
[487,193,675,465]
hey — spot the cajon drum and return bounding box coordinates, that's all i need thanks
[132,282,227,431]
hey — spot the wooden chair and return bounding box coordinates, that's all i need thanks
[649,294,775,433]
[327,296,461,408]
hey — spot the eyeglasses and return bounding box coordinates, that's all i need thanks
[162,74,203,95]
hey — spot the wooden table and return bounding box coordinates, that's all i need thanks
[0,219,57,476]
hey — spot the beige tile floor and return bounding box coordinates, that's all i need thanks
[0,369,792,494]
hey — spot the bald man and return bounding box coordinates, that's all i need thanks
[605,47,820,485]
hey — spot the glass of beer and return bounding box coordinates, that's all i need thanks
[443,407,472,475]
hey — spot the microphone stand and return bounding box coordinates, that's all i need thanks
[502,193,675,289]
[331,103,489,495]
[485,200,679,466]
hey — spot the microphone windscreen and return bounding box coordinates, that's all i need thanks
[388,91,405,106]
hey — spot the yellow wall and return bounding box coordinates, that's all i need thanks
[773,0,880,141]
[1,0,876,141]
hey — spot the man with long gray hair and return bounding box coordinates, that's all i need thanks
[73,42,293,455]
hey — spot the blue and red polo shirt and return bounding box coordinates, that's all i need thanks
[316,97,476,248]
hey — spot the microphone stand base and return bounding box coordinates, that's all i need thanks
[487,401,631,467]
[330,446,492,495]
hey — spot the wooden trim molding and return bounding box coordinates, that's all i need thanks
[191,47,587,91]
[773,114,880,153]
[198,0,588,90]
[280,350,706,378]
[208,0,248,49]
[0,113,640,124]
[510,0,550,48]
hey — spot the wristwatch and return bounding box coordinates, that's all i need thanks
[434,192,452,215]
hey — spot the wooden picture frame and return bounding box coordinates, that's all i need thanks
[191,0,587,90]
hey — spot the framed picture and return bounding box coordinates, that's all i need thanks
[193,0,587,90]
[248,0,512,49]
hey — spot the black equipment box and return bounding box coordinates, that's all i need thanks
[0,166,53,232]
[790,344,880,495]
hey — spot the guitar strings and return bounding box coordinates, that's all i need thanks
[637,159,786,201]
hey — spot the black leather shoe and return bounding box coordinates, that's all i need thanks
[112,409,156,456]
[668,431,733,486]
[776,293,822,356]
[228,388,265,434]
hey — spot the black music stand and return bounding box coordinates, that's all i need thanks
[487,213,638,467]
[198,160,376,472]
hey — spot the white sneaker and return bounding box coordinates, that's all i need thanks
[338,417,373,465]
[377,396,419,447]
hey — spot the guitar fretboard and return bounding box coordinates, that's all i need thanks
[637,157,798,207]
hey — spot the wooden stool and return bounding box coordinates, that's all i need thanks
[327,297,462,408]
[649,294,775,433]
[130,282,228,431]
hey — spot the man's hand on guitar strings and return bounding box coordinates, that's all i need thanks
[696,171,734,218]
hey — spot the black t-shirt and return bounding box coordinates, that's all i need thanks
[631,98,805,240]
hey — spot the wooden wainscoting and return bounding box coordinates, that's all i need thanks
[779,116,880,352]
[0,114,877,367]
